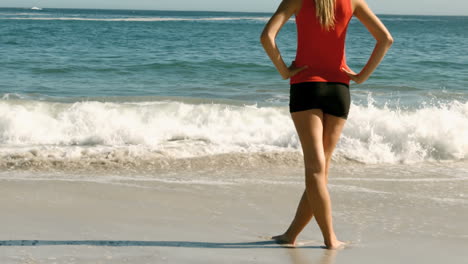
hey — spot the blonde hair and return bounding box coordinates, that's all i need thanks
[315,0,336,30]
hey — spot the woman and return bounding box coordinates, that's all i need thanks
[260,0,393,249]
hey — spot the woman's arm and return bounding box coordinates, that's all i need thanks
[342,0,394,84]
[260,0,307,80]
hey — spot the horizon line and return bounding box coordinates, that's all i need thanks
[0,6,467,17]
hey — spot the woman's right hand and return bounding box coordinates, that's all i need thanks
[284,61,308,80]
[343,0,393,85]
[341,67,367,84]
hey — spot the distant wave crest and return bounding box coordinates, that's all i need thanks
[0,16,271,22]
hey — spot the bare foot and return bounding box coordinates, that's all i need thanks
[324,239,347,250]
[272,234,296,247]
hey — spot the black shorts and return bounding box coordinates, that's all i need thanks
[289,82,351,119]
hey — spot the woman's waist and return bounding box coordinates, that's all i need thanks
[290,67,350,85]
[292,62,348,74]
[294,53,345,65]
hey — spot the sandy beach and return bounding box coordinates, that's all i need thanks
[1,164,467,263]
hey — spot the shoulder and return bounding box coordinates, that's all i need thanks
[283,0,303,6]
[278,0,303,15]
[351,0,371,15]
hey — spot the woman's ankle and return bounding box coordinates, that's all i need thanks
[272,232,297,244]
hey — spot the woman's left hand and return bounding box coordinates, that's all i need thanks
[284,61,308,79]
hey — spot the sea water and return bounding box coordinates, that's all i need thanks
[0,8,467,175]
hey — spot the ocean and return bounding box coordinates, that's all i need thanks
[0,7,467,176]
[0,7,467,263]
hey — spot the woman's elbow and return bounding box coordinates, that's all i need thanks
[260,34,266,44]
[260,31,273,45]
[377,33,394,47]
[383,33,394,46]
[386,34,394,46]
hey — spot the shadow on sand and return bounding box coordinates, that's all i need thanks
[0,239,339,264]
[0,240,324,249]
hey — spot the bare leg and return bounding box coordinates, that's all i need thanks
[319,113,347,249]
[273,111,346,249]
[322,113,347,185]
[296,110,340,248]
[272,190,312,245]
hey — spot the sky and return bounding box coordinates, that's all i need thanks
[1,0,467,16]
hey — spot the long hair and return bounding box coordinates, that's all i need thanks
[315,0,336,30]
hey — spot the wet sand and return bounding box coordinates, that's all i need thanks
[0,165,467,263]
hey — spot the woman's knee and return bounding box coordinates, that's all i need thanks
[303,158,326,176]
[303,153,326,180]
[304,169,327,188]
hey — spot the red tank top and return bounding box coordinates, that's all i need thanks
[290,0,353,85]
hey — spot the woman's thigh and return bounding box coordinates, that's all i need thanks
[322,113,347,160]
[291,109,326,171]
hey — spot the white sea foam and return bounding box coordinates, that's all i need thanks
[0,99,296,153]
[0,97,467,170]
[339,97,468,163]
